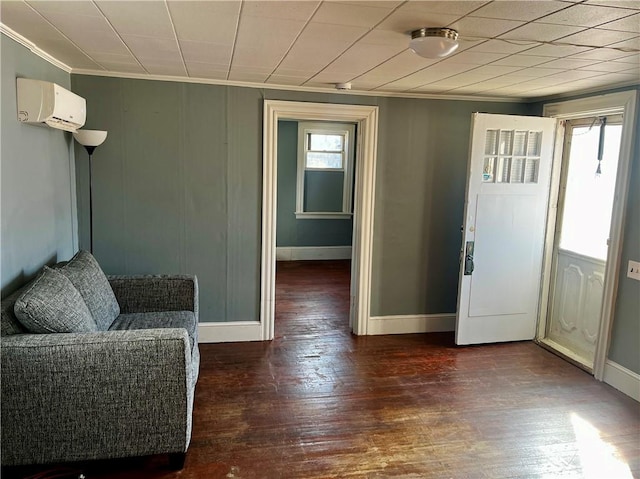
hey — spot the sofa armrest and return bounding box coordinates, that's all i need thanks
[107,275,198,317]
[1,329,192,466]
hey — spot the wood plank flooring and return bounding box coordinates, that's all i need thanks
[6,260,639,478]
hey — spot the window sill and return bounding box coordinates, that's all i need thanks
[295,212,353,220]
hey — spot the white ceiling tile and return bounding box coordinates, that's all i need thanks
[26,0,103,18]
[584,1,640,9]
[242,1,319,21]
[499,22,585,41]
[520,44,593,57]
[228,70,270,83]
[185,62,228,79]
[539,57,602,69]
[232,15,306,69]
[404,1,490,16]
[612,53,640,64]
[337,1,404,8]
[449,16,525,38]
[541,69,605,82]
[266,75,308,86]
[506,67,561,78]
[121,34,181,62]
[95,1,174,38]
[591,71,640,83]
[351,50,437,82]
[167,1,239,44]
[559,28,639,47]
[468,65,525,77]
[577,60,640,72]
[38,15,130,55]
[382,62,478,89]
[313,42,406,78]
[491,54,554,67]
[447,51,509,65]
[180,40,233,66]
[277,23,367,73]
[472,1,569,21]
[607,35,640,50]
[538,4,637,28]
[86,52,138,64]
[362,28,408,48]
[348,79,389,90]
[571,47,639,61]
[312,2,393,27]
[599,12,640,32]
[376,9,461,33]
[469,39,535,54]
[144,63,187,76]
[96,61,146,74]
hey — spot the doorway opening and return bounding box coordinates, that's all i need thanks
[274,119,356,338]
[539,90,637,380]
[261,100,379,340]
[541,115,623,370]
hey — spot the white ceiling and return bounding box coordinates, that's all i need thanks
[1,0,639,100]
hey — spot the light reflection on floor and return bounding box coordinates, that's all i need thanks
[568,412,633,479]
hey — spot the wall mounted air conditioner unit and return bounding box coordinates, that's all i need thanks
[16,78,86,132]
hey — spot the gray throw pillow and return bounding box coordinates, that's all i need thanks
[14,266,97,333]
[60,250,120,331]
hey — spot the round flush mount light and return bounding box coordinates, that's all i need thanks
[409,28,459,59]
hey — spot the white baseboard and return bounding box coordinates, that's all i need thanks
[603,359,640,402]
[276,246,352,261]
[198,321,263,343]
[368,314,456,335]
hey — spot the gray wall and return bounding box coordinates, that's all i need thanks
[276,120,353,248]
[1,34,77,297]
[71,76,260,323]
[71,74,529,322]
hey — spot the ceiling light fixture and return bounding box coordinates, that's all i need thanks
[409,28,459,59]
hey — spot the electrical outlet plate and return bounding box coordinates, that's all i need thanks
[627,260,640,281]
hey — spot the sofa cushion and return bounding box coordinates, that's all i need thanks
[60,250,120,331]
[109,311,197,351]
[13,266,97,333]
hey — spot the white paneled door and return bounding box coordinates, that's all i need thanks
[456,113,557,345]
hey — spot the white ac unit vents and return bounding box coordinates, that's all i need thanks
[16,78,86,132]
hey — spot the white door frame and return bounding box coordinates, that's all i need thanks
[261,100,379,340]
[539,90,637,380]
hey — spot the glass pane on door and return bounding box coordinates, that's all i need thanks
[559,124,622,260]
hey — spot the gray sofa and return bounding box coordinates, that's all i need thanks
[1,251,199,470]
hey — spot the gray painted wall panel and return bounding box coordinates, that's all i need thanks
[225,87,262,322]
[371,97,530,316]
[1,35,76,296]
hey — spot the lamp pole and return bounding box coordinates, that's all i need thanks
[72,130,108,253]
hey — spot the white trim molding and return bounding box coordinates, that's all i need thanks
[542,90,637,382]
[1,24,72,73]
[276,246,352,261]
[198,321,263,343]
[263,100,379,340]
[603,360,640,402]
[368,314,456,335]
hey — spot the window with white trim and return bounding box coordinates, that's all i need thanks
[296,122,356,219]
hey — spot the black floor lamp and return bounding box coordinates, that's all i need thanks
[72,129,108,253]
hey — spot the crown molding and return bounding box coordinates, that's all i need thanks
[1,24,72,73]
[69,68,524,103]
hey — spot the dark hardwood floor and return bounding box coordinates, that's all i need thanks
[7,260,639,478]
